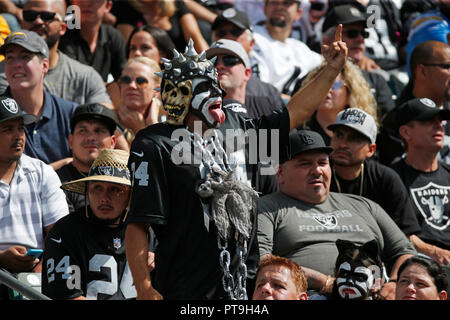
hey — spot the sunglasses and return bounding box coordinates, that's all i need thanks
[331,80,345,91]
[214,55,242,67]
[23,10,62,22]
[216,28,245,38]
[422,62,450,70]
[344,29,369,39]
[119,75,149,88]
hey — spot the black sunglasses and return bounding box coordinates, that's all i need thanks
[119,75,149,88]
[23,10,62,22]
[422,62,450,70]
[344,29,369,39]
[216,28,245,38]
[213,55,242,67]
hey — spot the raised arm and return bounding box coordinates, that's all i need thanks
[286,24,347,130]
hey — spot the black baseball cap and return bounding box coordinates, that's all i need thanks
[211,8,253,32]
[0,29,49,58]
[322,4,367,33]
[283,130,333,163]
[0,96,36,125]
[71,103,117,135]
[395,98,450,129]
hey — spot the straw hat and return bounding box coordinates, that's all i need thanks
[62,149,131,194]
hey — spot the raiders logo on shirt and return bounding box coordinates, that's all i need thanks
[410,182,450,230]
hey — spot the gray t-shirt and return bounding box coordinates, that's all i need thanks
[257,191,416,275]
[0,51,111,105]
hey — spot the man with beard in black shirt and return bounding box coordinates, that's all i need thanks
[125,30,348,300]
[392,98,450,265]
[328,107,420,236]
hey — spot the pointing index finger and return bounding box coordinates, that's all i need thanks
[335,24,342,42]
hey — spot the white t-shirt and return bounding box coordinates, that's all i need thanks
[252,25,322,95]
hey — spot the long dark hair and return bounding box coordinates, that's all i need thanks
[126,25,175,60]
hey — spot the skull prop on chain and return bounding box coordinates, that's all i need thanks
[156,39,225,127]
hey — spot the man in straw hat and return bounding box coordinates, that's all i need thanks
[41,149,139,300]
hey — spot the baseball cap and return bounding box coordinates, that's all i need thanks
[322,4,367,33]
[211,8,253,32]
[0,30,49,58]
[328,108,377,144]
[206,39,250,68]
[395,98,450,128]
[0,96,36,125]
[71,103,117,135]
[283,130,333,163]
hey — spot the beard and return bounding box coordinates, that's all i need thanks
[269,17,287,28]
[45,33,60,50]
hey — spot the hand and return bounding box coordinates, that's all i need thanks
[431,247,450,265]
[0,246,39,273]
[380,281,396,300]
[138,287,163,300]
[118,105,146,134]
[322,24,348,72]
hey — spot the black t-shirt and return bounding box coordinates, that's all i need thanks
[56,163,86,214]
[127,107,290,299]
[42,209,135,300]
[59,24,127,81]
[111,0,191,52]
[392,159,450,249]
[245,75,284,119]
[330,158,421,235]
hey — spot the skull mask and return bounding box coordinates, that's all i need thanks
[157,39,225,128]
[161,79,192,125]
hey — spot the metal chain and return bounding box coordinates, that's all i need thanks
[235,240,248,300]
[218,237,236,299]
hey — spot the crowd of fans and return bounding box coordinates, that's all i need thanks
[0,0,449,301]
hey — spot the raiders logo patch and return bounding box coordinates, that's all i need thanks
[313,214,338,229]
[410,182,450,230]
[1,98,18,114]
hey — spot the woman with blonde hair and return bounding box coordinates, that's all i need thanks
[300,60,378,145]
[116,56,162,145]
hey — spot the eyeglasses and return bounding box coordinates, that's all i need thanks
[343,29,369,39]
[23,10,63,23]
[422,62,450,70]
[331,80,345,91]
[119,75,149,88]
[213,55,242,67]
[215,28,245,38]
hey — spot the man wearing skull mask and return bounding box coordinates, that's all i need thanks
[125,26,348,300]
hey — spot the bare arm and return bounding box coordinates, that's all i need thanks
[179,13,210,53]
[302,266,334,293]
[408,234,450,265]
[49,158,73,171]
[286,25,347,130]
[380,253,414,300]
[184,0,218,24]
[0,0,22,21]
[125,222,162,300]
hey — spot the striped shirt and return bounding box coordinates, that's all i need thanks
[0,154,69,250]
